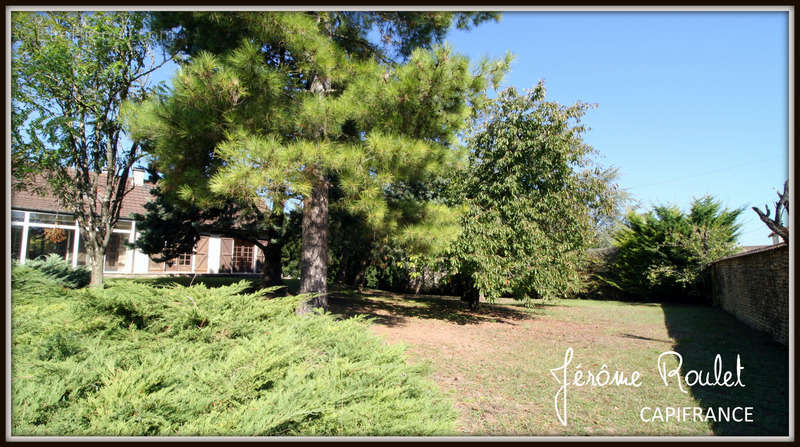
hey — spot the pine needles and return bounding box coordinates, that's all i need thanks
[11,270,455,436]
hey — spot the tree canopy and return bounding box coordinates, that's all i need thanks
[150,11,500,62]
[12,11,171,287]
[130,11,510,310]
[451,84,619,306]
[605,196,743,300]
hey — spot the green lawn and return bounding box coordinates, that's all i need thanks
[328,291,789,436]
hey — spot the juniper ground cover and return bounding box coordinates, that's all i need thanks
[11,263,455,436]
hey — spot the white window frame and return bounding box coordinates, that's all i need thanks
[71,221,80,267]
[232,240,256,273]
[12,209,136,273]
[16,212,29,263]
[14,210,77,264]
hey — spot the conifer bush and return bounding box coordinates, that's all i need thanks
[603,195,742,301]
[11,269,455,436]
[15,254,91,289]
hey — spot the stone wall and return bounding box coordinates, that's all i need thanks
[710,244,789,345]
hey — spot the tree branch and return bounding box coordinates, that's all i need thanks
[752,180,789,244]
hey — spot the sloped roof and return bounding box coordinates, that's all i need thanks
[11,172,154,219]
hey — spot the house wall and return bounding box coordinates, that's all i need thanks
[132,246,151,274]
[710,244,789,345]
[132,224,150,274]
[11,208,270,277]
[216,238,263,274]
[208,237,221,273]
[255,245,266,273]
[144,236,209,274]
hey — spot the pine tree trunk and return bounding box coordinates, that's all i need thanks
[298,174,329,313]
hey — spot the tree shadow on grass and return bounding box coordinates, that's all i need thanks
[617,332,674,344]
[327,289,536,327]
[661,304,788,436]
[503,298,664,311]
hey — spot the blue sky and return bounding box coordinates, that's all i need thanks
[444,11,789,246]
[148,11,789,246]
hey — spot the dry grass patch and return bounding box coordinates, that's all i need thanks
[329,292,788,436]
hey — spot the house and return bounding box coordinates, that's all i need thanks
[10,168,269,276]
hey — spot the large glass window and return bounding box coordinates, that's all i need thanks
[11,226,23,260]
[63,230,76,264]
[77,236,87,266]
[29,212,75,226]
[26,227,74,261]
[104,233,128,272]
[12,209,137,270]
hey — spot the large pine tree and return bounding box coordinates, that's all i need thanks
[132,11,509,310]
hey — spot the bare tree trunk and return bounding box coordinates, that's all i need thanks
[89,250,104,288]
[297,174,329,313]
[458,271,485,311]
[461,287,480,310]
[752,180,789,244]
[87,223,111,288]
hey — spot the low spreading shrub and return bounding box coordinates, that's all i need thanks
[11,269,455,436]
[15,254,91,289]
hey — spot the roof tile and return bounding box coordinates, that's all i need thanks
[11,172,154,219]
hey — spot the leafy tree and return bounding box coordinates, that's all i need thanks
[606,196,743,301]
[451,84,619,308]
[12,12,171,287]
[133,12,509,312]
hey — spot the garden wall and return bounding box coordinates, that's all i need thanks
[710,244,789,345]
